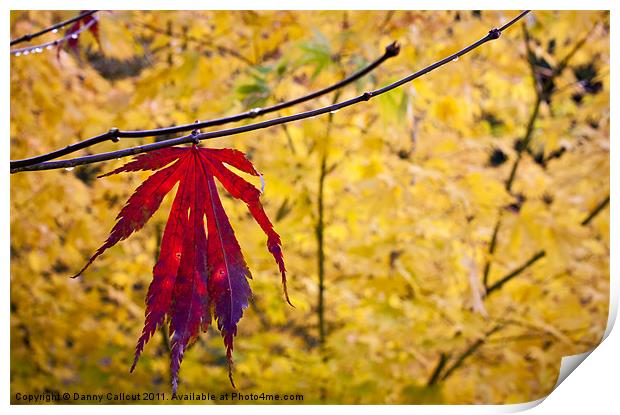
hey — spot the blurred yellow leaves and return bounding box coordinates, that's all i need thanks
[10,10,609,405]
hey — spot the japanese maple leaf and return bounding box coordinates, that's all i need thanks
[74,145,291,392]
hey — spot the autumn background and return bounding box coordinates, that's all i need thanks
[10,10,610,404]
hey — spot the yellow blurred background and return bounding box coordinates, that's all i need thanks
[10,10,609,404]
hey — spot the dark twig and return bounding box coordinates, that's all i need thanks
[581,195,610,226]
[426,352,448,386]
[317,129,328,350]
[482,25,541,288]
[10,17,98,56]
[486,251,546,296]
[11,42,400,170]
[10,10,98,46]
[486,192,609,295]
[437,190,608,384]
[432,250,548,383]
[504,95,542,192]
[497,10,531,32]
[439,191,609,381]
[11,10,530,174]
[482,20,593,288]
[553,22,600,77]
[317,91,340,349]
[482,220,502,288]
[439,325,503,382]
[137,22,254,65]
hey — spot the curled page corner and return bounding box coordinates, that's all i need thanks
[498,397,546,413]
[501,284,618,412]
[501,350,600,412]
[549,282,618,393]
[532,280,618,409]
[555,351,593,388]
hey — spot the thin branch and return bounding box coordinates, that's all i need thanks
[426,352,448,386]
[581,195,610,226]
[485,192,608,295]
[439,195,608,383]
[137,21,254,65]
[10,17,98,56]
[482,219,502,287]
[486,250,546,296]
[553,22,600,77]
[439,325,503,382]
[11,10,530,174]
[437,190,609,380]
[481,26,541,288]
[553,68,609,96]
[11,41,401,170]
[10,10,98,46]
[316,91,340,350]
[317,129,328,349]
[504,96,542,192]
[498,10,531,32]
[482,20,594,288]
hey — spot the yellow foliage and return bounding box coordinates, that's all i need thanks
[10,10,609,405]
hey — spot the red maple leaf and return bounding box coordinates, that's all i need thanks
[74,145,291,392]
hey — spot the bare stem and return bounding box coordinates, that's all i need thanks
[11,41,400,170]
[439,325,503,382]
[581,195,610,226]
[441,190,609,382]
[482,218,502,288]
[317,150,327,348]
[486,251,546,296]
[11,11,530,174]
[504,94,542,192]
[11,17,98,56]
[317,92,340,349]
[426,352,448,386]
[482,18,591,289]
[137,21,254,65]
[10,10,99,46]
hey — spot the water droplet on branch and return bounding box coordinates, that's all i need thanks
[64,167,75,171]
[452,56,459,62]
